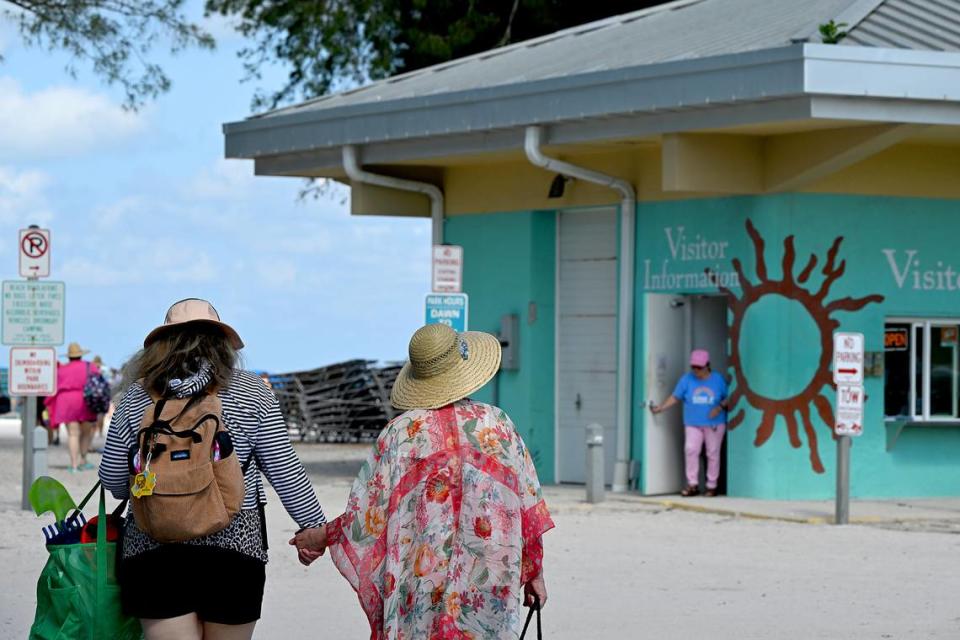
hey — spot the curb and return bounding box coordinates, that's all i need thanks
[635,498,841,525]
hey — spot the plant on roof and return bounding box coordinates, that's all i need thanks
[818,20,848,45]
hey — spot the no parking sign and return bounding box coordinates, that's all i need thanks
[19,228,50,278]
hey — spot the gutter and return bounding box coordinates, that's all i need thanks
[523,126,636,493]
[342,145,444,245]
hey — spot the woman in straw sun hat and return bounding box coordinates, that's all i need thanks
[293,323,554,639]
[99,298,326,640]
[44,342,101,472]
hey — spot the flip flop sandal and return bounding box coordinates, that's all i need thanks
[704,489,718,497]
[680,485,699,497]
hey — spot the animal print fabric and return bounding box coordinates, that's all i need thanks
[122,507,267,562]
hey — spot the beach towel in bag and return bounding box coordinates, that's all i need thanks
[29,482,142,640]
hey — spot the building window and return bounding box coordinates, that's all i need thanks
[885,320,960,421]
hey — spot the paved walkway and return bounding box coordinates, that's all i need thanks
[541,484,960,532]
[3,420,959,638]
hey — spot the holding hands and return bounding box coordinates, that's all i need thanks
[289,524,328,566]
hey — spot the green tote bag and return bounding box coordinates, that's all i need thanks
[30,481,142,640]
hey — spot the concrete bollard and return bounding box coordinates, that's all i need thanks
[32,426,48,482]
[585,423,605,504]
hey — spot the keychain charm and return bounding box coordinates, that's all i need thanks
[131,470,156,498]
[132,436,158,498]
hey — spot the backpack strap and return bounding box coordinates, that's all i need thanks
[138,393,217,454]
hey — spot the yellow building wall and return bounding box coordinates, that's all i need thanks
[439,142,960,216]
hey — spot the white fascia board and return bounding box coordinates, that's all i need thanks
[224,45,808,159]
[804,43,960,102]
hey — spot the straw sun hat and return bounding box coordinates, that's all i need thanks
[391,323,502,410]
[143,298,244,350]
[66,342,89,358]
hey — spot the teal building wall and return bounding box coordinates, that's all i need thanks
[444,211,557,482]
[635,193,960,499]
[444,195,960,499]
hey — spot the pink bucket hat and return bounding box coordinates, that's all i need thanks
[690,349,710,367]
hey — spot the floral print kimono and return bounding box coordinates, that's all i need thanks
[328,399,554,640]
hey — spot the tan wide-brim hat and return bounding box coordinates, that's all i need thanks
[66,342,89,358]
[143,298,244,350]
[391,323,502,410]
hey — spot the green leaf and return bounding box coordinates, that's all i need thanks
[351,515,364,542]
[463,418,479,434]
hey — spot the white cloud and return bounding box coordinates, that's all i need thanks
[0,166,55,233]
[256,259,298,288]
[0,77,143,160]
[184,158,256,200]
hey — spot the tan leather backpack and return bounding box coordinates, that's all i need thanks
[130,393,246,543]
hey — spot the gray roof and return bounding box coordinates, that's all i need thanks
[259,0,853,119]
[845,0,960,50]
[255,0,959,121]
[223,0,960,169]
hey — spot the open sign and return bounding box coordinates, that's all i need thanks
[884,327,908,352]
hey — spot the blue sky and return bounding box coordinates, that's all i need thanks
[0,5,431,372]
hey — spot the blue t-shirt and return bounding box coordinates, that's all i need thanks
[672,372,728,427]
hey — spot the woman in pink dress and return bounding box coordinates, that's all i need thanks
[293,324,554,639]
[45,342,99,472]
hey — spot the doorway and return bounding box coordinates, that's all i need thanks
[642,293,729,494]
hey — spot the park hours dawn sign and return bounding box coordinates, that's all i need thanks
[425,293,469,332]
[2,281,65,346]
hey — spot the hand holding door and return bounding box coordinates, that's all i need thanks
[650,395,679,415]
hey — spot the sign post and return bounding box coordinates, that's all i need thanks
[8,226,61,510]
[832,332,864,525]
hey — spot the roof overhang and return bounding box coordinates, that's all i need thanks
[223,43,960,176]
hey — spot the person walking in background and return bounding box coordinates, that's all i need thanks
[651,349,729,497]
[45,342,100,472]
[293,323,554,639]
[99,298,326,640]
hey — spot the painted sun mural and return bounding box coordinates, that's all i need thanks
[709,220,884,473]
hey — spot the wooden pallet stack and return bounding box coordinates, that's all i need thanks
[269,360,403,442]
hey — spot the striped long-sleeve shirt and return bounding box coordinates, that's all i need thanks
[99,369,325,530]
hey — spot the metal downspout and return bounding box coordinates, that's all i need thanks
[524,126,636,493]
[342,145,444,244]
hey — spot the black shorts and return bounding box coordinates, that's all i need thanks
[120,545,266,624]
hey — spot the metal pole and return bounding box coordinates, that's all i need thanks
[21,396,38,509]
[20,266,44,511]
[585,423,605,504]
[835,435,851,525]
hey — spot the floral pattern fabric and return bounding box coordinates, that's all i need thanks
[329,400,554,640]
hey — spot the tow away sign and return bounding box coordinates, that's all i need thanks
[9,347,57,395]
[833,332,864,384]
[835,384,864,436]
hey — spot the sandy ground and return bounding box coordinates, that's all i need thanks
[1,419,959,639]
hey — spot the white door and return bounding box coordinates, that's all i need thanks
[642,293,687,494]
[556,207,618,484]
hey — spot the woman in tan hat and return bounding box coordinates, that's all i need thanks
[293,323,554,639]
[99,298,327,640]
[44,342,100,472]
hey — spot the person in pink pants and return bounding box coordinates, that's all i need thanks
[650,349,729,497]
